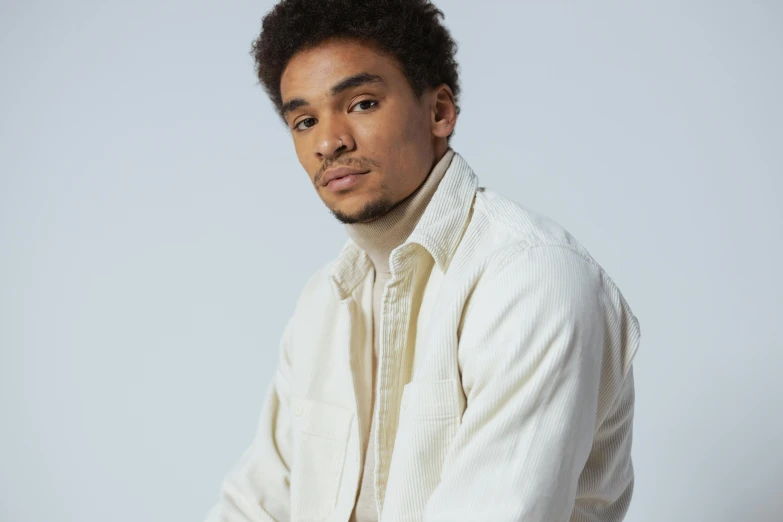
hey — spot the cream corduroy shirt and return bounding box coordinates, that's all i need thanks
[345,149,456,522]
[205,150,641,522]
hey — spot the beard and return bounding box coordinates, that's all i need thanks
[329,194,398,224]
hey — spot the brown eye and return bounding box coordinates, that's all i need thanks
[294,118,316,131]
[350,100,379,112]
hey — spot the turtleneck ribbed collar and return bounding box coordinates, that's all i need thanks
[344,148,455,275]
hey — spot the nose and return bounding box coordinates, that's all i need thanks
[315,116,355,161]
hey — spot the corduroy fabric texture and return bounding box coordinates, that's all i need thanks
[205,150,641,522]
[346,149,456,522]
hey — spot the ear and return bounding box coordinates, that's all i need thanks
[429,84,457,139]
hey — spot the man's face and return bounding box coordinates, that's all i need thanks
[279,38,441,224]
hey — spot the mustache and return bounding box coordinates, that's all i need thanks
[314,156,380,186]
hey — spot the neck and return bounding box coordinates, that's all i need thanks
[345,148,455,274]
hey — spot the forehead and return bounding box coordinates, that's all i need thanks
[280,38,405,100]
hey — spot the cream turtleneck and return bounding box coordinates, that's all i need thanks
[345,148,455,522]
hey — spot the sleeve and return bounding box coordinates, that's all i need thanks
[204,315,296,522]
[422,244,640,522]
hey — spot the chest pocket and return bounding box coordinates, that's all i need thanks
[399,378,463,420]
[289,397,353,522]
[381,378,464,522]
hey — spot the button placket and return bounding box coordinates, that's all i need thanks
[374,266,414,515]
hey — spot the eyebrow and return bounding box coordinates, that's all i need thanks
[281,73,385,119]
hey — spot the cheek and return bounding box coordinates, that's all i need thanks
[293,136,308,159]
[359,101,420,142]
[353,117,388,147]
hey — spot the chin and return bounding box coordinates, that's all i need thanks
[329,194,396,225]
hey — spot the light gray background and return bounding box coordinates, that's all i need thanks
[1,1,781,521]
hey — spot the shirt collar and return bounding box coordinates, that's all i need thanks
[330,150,479,300]
[343,148,455,275]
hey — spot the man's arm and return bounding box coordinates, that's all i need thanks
[424,244,639,522]
[205,316,295,522]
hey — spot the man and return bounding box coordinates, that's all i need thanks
[206,0,641,521]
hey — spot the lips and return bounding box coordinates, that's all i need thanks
[321,166,369,187]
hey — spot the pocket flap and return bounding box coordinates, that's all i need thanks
[290,397,353,442]
[400,378,463,419]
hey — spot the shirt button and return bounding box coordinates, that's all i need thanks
[293,404,303,416]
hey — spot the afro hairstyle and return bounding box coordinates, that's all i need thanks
[250,0,461,136]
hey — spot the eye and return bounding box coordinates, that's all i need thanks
[294,117,316,132]
[350,99,379,112]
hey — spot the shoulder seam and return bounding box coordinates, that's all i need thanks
[490,242,641,364]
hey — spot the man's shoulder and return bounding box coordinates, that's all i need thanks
[468,186,594,264]
[468,187,641,375]
[296,260,338,304]
[469,187,637,302]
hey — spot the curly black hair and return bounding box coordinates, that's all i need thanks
[250,0,461,133]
